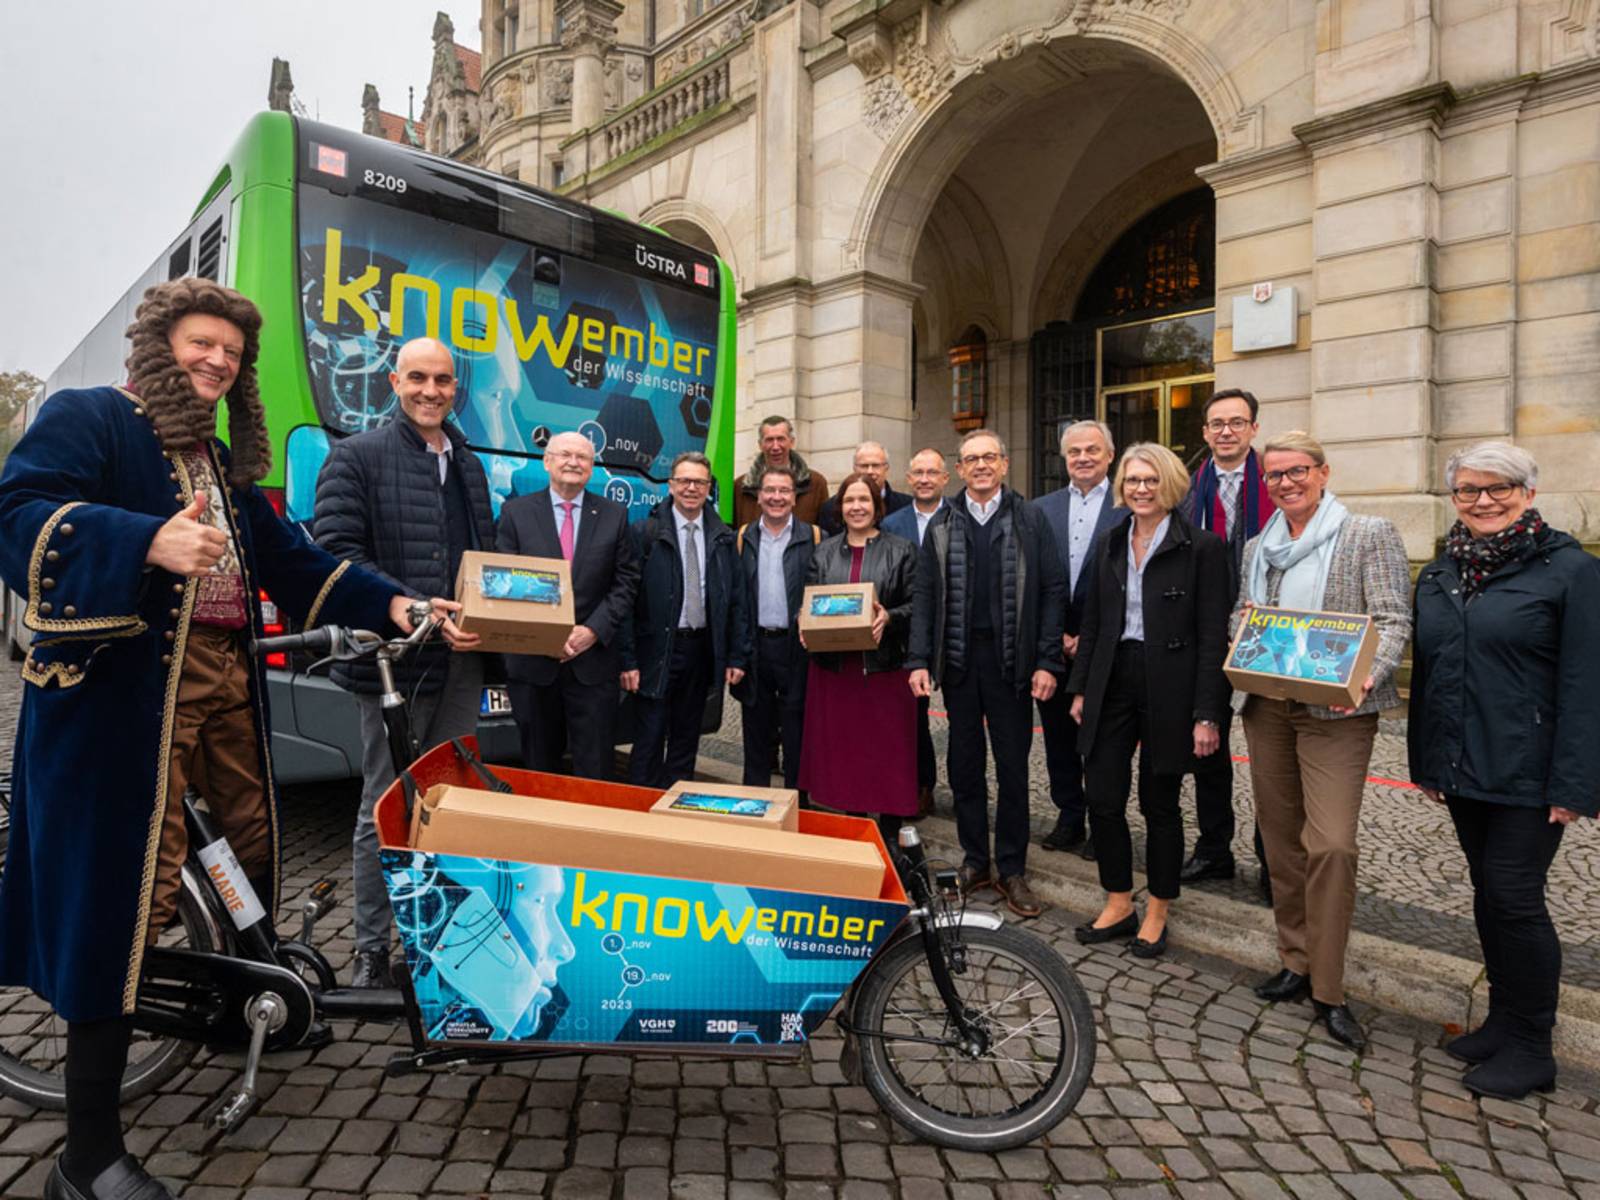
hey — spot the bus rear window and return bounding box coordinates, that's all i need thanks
[296,188,719,487]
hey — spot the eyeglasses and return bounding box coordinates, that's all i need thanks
[1451,482,1520,503]
[546,449,593,462]
[671,476,711,489]
[1123,476,1161,493]
[1205,417,1253,433]
[960,452,1003,467]
[1263,465,1315,486]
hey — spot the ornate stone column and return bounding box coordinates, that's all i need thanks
[558,0,622,134]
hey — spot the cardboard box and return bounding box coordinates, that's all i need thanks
[1224,605,1379,708]
[653,781,800,832]
[798,582,878,653]
[411,784,885,899]
[454,549,574,657]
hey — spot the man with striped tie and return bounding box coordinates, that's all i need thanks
[1180,388,1275,899]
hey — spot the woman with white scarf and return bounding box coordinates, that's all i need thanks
[1233,431,1411,1053]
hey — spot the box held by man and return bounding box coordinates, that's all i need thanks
[454,549,575,656]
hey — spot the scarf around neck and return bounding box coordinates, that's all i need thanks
[1245,492,1349,611]
[1446,508,1546,599]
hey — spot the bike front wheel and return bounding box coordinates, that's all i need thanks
[0,850,216,1110]
[849,921,1095,1152]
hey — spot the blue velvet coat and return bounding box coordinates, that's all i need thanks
[0,386,397,1020]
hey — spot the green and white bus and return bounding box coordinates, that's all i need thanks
[4,111,738,781]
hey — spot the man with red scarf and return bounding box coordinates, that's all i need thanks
[1179,388,1275,898]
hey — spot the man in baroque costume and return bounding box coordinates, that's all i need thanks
[0,279,459,1200]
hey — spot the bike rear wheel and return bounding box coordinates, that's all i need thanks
[849,921,1095,1152]
[0,801,215,1110]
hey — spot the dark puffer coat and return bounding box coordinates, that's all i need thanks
[1408,526,1600,815]
[313,417,495,693]
[906,487,1066,689]
[804,529,919,674]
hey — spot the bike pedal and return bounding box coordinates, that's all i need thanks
[201,1088,261,1133]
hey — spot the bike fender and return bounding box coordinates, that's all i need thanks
[930,909,1004,932]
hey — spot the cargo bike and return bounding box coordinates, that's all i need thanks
[0,611,1095,1151]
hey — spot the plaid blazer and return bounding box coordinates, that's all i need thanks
[1230,513,1413,719]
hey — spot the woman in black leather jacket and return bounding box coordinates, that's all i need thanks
[797,474,920,842]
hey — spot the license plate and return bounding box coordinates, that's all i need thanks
[480,686,512,717]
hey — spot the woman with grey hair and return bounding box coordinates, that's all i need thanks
[1409,441,1600,1099]
[1233,431,1412,1053]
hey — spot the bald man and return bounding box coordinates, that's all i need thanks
[497,430,640,782]
[314,336,496,988]
[817,440,912,536]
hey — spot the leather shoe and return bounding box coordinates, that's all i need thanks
[957,864,994,896]
[1179,854,1236,883]
[1313,1000,1367,1052]
[1075,911,1138,945]
[995,874,1044,919]
[1447,1012,1510,1065]
[1040,815,1086,852]
[1253,968,1311,1003]
[47,1155,176,1199]
[912,786,935,820]
[350,948,392,989]
[1129,924,1168,959]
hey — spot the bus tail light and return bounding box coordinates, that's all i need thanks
[260,588,286,669]
[260,487,286,517]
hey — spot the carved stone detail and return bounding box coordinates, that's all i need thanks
[659,7,754,84]
[846,23,895,82]
[557,0,624,54]
[1085,0,1192,17]
[543,59,575,106]
[1545,0,1599,68]
[863,74,915,140]
[895,17,951,105]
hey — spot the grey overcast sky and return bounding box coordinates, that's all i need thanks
[0,1,480,378]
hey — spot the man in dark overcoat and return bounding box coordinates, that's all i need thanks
[0,280,440,1200]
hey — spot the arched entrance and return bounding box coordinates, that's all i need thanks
[873,36,1219,495]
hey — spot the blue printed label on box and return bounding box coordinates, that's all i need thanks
[669,794,773,818]
[808,592,864,618]
[481,564,563,605]
[1226,608,1370,685]
[380,851,906,1046]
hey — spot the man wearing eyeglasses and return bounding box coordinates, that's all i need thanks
[1179,388,1276,896]
[908,430,1067,918]
[622,451,750,787]
[498,430,641,781]
[817,441,913,536]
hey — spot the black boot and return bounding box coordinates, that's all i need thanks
[1463,1029,1557,1100]
[1447,1009,1511,1065]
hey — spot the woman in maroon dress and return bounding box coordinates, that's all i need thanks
[798,474,921,843]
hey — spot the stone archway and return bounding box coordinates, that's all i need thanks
[638,198,742,283]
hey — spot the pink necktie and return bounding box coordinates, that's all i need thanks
[559,501,576,561]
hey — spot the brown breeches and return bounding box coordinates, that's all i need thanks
[146,625,271,939]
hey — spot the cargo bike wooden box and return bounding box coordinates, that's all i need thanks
[373,740,1096,1150]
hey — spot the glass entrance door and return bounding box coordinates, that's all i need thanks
[1096,308,1215,469]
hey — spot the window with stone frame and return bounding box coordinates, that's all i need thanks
[1074,188,1215,324]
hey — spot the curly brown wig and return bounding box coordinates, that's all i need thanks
[124,279,271,487]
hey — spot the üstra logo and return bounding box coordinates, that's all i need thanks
[635,245,687,280]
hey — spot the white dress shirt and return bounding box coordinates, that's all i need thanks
[965,491,1002,526]
[674,505,707,628]
[913,499,944,546]
[1121,515,1171,642]
[1067,477,1109,592]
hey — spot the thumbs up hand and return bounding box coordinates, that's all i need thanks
[146,489,229,576]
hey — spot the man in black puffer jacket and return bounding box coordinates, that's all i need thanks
[908,429,1066,918]
[313,337,496,988]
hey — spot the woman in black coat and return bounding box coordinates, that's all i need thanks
[797,474,920,845]
[1409,441,1600,1100]
[1066,443,1231,957]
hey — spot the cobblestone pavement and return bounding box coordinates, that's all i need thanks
[7,665,1600,1194]
[701,699,1600,990]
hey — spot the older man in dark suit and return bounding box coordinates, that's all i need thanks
[497,431,641,779]
[1033,420,1128,856]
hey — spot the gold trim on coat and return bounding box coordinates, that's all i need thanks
[305,560,351,628]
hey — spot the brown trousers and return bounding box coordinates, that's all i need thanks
[147,625,272,938]
[1241,697,1378,1006]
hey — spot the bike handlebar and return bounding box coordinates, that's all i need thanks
[251,603,440,663]
[252,625,341,656]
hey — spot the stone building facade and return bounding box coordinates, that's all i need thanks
[458,1,1597,554]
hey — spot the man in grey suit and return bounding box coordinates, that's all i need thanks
[1033,420,1128,855]
[883,447,950,817]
